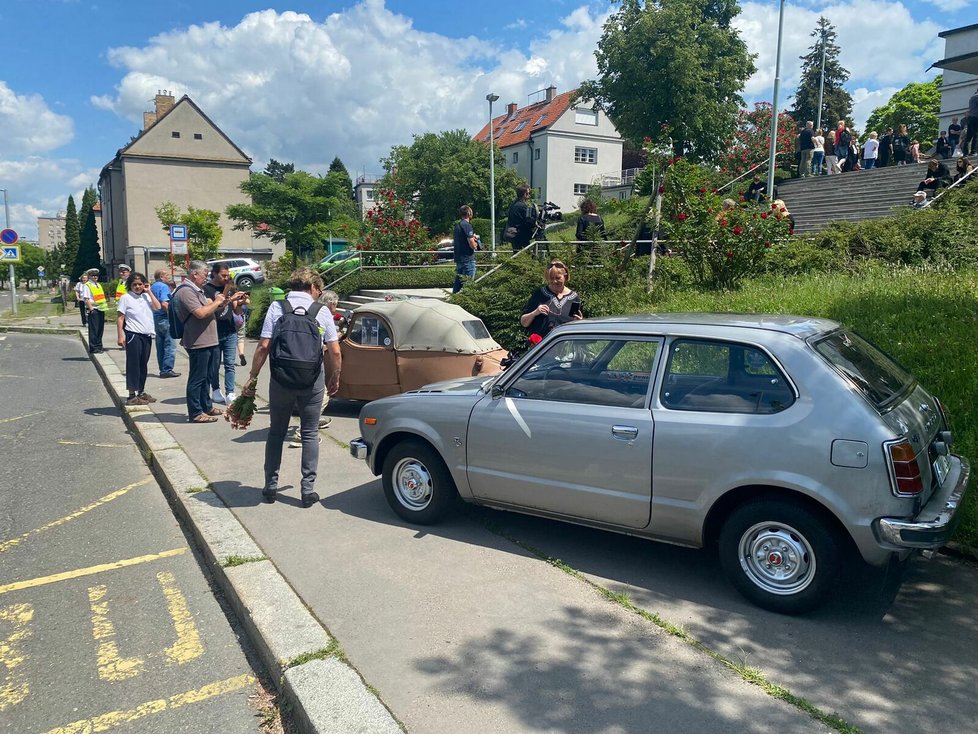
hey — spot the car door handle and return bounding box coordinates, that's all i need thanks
[612,425,639,440]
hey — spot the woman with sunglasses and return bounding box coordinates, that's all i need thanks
[519,260,583,341]
[116,272,162,405]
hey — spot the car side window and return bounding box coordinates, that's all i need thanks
[347,315,392,348]
[508,338,657,408]
[661,340,794,414]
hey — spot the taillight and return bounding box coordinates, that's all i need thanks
[886,440,923,496]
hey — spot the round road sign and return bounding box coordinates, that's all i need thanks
[0,229,18,245]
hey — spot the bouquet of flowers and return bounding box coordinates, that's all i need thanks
[225,378,257,430]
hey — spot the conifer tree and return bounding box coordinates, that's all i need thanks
[63,195,80,279]
[328,156,354,200]
[790,18,853,130]
[75,186,101,278]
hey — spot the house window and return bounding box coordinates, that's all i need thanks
[171,131,181,138]
[573,184,589,196]
[365,189,375,201]
[534,148,541,160]
[533,114,547,127]
[193,133,203,140]
[574,147,597,164]
[575,108,598,126]
[513,120,528,133]
[512,151,519,164]
[495,126,506,139]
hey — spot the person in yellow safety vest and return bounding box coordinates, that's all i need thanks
[115,264,131,301]
[84,267,108,354]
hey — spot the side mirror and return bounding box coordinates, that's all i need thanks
[491,383,506,399]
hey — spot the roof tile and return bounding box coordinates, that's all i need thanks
[473,90,576,149]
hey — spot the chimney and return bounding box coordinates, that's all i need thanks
[545,85,556,103]
[155,91,176,118]
[143,111,158,130]
[506,102,518,117]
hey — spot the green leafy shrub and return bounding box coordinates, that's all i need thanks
[333,266,455,297]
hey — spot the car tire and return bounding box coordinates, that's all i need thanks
[236,275,255,289]
[718,500,841,615]
[382,440,457,525]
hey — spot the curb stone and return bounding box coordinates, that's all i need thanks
[74,327,402,732]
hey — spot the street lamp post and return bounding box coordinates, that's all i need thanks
[486,93,500,252]
[766,0,786,201]
[815,26,828,132]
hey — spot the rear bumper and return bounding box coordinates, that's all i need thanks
[875,455,970,549]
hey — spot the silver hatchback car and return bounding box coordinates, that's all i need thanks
[350,314,970,614]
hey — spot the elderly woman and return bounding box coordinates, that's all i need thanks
[520,260,584,341]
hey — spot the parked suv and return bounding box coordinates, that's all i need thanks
[205,258,265,288]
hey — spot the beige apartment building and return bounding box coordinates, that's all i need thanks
[36,213,66,251]
[99,93,280,275]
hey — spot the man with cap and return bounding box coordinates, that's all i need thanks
[115,264,131,302]
[82,268,108,353]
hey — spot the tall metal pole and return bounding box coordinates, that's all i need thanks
[486,93,499,252]
[766,0,786,201]
[815,27,827,132]
[1,188,15,315]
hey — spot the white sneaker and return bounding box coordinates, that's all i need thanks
[225,392,237,404]
[211,389,226,404]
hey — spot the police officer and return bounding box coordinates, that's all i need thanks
[115,264,131,301]
[83,268,107,353]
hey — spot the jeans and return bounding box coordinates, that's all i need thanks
[811,151,824,175]
[210,331,238,395]
[154,315,176,374]
[862,158,876,170]
[265,374,325,497]
[186,345,218,418]
[453,258,476,293]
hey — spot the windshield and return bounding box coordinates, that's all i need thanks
[812,329,914,409]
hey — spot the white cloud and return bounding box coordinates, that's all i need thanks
[851,86,901,130]
[925,0,970,11]
[90,2,608,176]
[0,82,74,156]
[0,157,99,238]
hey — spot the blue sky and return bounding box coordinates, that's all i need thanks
[0,0,969,239]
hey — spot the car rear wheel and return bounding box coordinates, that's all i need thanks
[719,500,841,615]
[235,275,255,289]
[382,441,456,525]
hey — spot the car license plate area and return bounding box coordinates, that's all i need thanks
[933,453,950,487]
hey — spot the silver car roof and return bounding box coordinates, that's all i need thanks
[561,313,840,339]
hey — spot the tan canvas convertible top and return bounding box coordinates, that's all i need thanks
[351,299,502,354]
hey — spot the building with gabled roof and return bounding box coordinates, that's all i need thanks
[98,92,280,275]
[473,85,623,214]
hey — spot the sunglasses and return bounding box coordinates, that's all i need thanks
[548,261,566,268]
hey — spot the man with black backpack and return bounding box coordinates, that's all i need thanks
[242,268,341,508]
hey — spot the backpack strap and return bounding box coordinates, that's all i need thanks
[282,300,294,315]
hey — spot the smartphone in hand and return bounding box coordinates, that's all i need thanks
[569,301,582,317]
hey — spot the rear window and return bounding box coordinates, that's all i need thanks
[462,320,491,340]
[812,330,914,409]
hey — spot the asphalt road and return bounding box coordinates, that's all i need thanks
[0,332,267,732]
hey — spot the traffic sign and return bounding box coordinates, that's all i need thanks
[1,245,21,263]
[169,224,188,241]
[0,228,18,245]
[37,266,45,276]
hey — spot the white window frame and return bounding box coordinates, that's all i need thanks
[575,108,598,126]
[573,183,589,196]
[575,147,597,164]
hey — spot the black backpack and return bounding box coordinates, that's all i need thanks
[269,300,324,389]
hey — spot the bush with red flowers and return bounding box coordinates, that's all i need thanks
[354,188,430,266]
[660,159,791,289]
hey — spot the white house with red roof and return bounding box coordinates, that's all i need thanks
[473,85,624,215]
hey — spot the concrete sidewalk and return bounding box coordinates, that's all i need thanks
[8,313,836,733]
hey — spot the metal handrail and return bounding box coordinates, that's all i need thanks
[716,160,768,193]
[921,163,976,209]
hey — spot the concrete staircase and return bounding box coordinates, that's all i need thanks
[776,157,975,234]
[337,287,451,313]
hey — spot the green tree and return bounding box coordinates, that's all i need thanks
[380,129,524,235]
[864,76,942,145]
[790,18,853,131]
[16,243,47,285]
[578,0,756,160]
[75,185,100,278]
[155,202,224,261]
[63,195,80,276]
[226,169,358,262]
[263,158,295,182]
[328,156,354,200]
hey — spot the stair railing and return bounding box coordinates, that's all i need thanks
[716,161,768,194]
[922,163,977,209]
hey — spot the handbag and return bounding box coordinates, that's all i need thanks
[503,225,518,242]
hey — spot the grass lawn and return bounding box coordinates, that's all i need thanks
[0,297,65,320]
[648,264,978,549]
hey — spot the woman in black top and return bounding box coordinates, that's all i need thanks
[575,199,606,241]
[519,260,583,340]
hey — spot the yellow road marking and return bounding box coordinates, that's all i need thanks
[158,571,204,665]
[42,674,257,733]
[0,548,187,595]
[0,603,34,712]
[57,440,130,448]
[0,411,43,424]
[0,478,151,553]
[88,586,143,682]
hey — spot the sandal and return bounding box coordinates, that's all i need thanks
[207,407,224,416]
[190,414,218,423]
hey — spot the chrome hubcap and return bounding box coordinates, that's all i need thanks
[392,458,432,510]
[738,522,815,596]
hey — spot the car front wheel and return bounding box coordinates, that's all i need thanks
[719,500,841,615]
[236,275,255,289]
[382,441,456,525]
